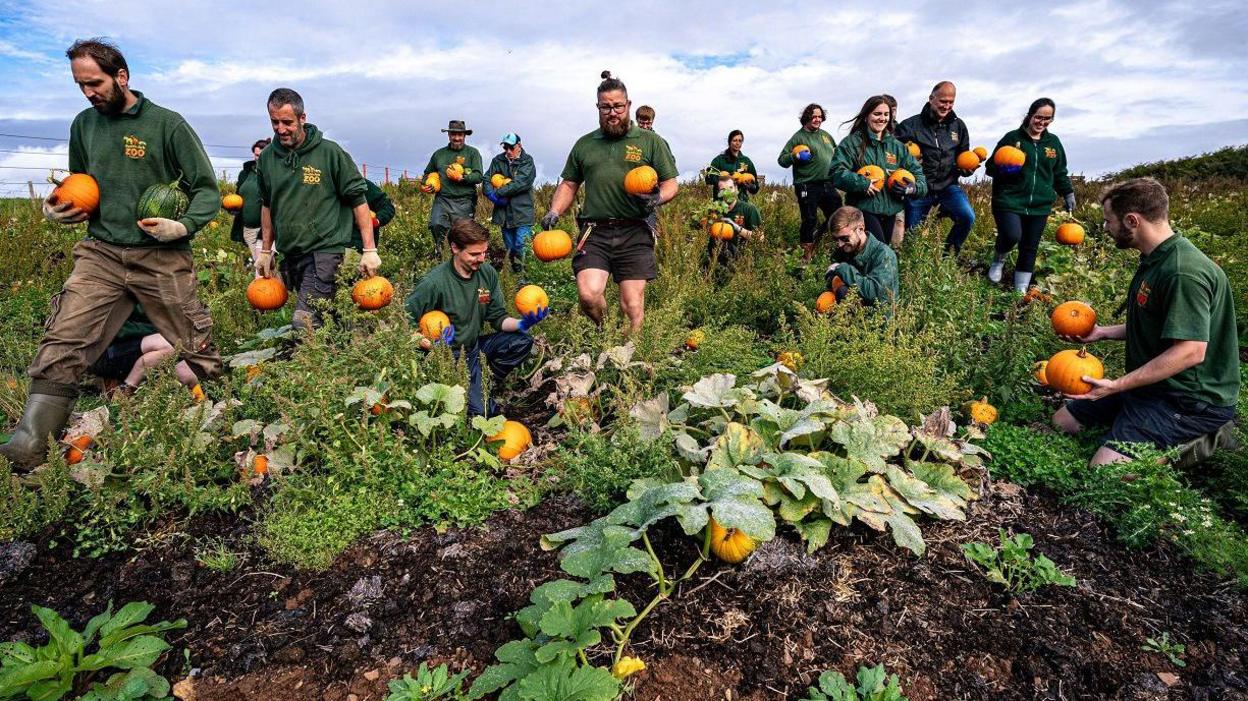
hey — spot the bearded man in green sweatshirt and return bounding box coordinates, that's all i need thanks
[2,39,223,470]
[254,88,379,330]
[422,120,484,246]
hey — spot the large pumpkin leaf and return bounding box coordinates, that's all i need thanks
[609,479,701,532]
[793,517,834,553]
[515,659,619,701]
[825,415,911,473]
[535,597,636,664]
[682,374,740,409]
[629,394,669,440]
[678,468,774,542]
[885,465,966,521]
[469,640,542,701]
[516,577,615,638]
[754,401,824,448]
[706,422,764,471]
[909,460,978,503]
[415,383,466,414]
[673,432,709,463]
[541,520,654,580]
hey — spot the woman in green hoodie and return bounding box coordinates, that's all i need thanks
[230,138,270,274]
[830,96,927,245]
[985,97,1075,292]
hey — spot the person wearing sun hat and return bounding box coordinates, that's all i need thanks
[484,133,536,273]
[422,119,484,246]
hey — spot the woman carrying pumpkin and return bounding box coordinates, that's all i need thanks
[229,138,270,275]
[704,130,760,202]
[985,97,1075,292]
[829,96,927,246]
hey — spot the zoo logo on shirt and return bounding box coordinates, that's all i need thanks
[1136,280,1152,307]
[885,152,898,166]
[477,287,491,305]
[123,135,146,159]
[302,166,322,185]
[624,145,642,163]
[1045,147,1058,159]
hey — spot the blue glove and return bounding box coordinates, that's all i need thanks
[1064,193,1076,212]
[518,306,548,332]
[889,179,917,198]
[437,325,455,346]
[795,149,812,162]
[487,191,510,207]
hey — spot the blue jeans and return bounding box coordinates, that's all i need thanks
[905,184,976,253]
[461,331,534,416]
[502,226,533,257]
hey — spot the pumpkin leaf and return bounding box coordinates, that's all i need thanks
[610,479,701,532]
[629,395,669,440]
[516,578,616,638]
[344,386,385,408]
[793,517,834,553]
[682,468,775,542]
[885,465,966,521]
[825,415,911,473]
[681,373,740,408]
[415,383,466,414]
[535,597,636,663]
[908,460,978,504]
[226,347,278,368]
[473,415,507,437]
[515,659,619,701]
[706,422,764,471]
[754,400,824,447]
[542,520,654,579]
[469,640,542,700]
[673,432,709,463]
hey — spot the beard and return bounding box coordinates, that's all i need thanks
[1113,230,1134,249]
[91,79,127,115]
[600,113,630,138]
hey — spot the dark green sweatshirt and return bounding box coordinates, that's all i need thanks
[350,180,395,252]
[404,260,508,350]
[256,124,368,257]
[833,235,899,308]
[777,127,836,184]
[705,152,760,201]
[424,145,484,199]
[986,128,1074,216]
[230,160,262,242]
[68,91,218,248]
[830,131,928,216]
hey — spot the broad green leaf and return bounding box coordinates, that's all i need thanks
[97,635,170,670]
[473,415,507,437]
[517,577,615,638]
[693,468,775,542]
[26,677,72,701]
[682,373,738,408]
[811,669,855,701]
[706,423,764,471]
[673,432,709,463]
[609,479,700,531]
[97,618,187,651]
[754,401,824,447]
[0,641,37,664]
[628,395,669,440]
[468,640,541,700]
[32,605,82,659]
[856,664,888,692]
[825,415,911,473]
[536,597,635,663]
[515,660,619,701]
[226,347,277,367]
[344,386,384,408]
[793,517,833,553]
[97,602,154,640]
[0,660,60,693]
[908,460,978,503]
[415,383,467,415]
[543,520,653,579]
[777,492,821,523]
[231,419,263,438]
[885,466,966,521]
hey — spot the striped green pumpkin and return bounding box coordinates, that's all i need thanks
[136,178,189,220]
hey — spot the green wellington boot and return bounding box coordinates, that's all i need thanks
[0,393,76,471]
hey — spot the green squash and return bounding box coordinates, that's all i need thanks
[136,178,189,221]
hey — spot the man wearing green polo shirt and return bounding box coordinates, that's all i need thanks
[824,206,899,308]
[423,120,484,246]
[778,103,842,263]
[541,71,679,334]
[1053,178,1240,467]
[3,38,223,470]
[405,218,547,416]
[254,87,379,331]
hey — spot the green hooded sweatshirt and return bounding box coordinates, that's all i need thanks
[986,128,1074,216]
[424,145,484,200]
[68,91,219,249]
[705,152,760,201]
[229,160,262,242]
[350,180,395,252]
[777,127,836,184]
[830,131,928,216]
[256,124,368,258]
[833,235,898,308]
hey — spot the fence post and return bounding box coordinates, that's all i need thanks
[402,169,408,181]
[384,166,390,185]
[362,163,367,179]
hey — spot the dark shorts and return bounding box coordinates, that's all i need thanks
[87,336,143,380]
[1065,390,1236,451]
[572,220,657,283]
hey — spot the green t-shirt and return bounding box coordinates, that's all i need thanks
[404,260,508,349]
[559,124,679,220]
[256,124,368,258]
[777,127,836,184]
[424,145,484,200]
[1125,234,1240,407]
[68,91,219,248]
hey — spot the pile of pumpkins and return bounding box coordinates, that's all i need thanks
[1036,301,1105,395]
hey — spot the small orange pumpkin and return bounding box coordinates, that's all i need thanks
[490,173,511,189]
[1046,347,1104,396]
[352,276,394,310]
[709,221,734,240]
[966,396,998,425]
[222,193,244,211]
[446,163,465,182]
[623,165,659,195]
[708,517,757,564]
[65,435,92,465]
[816,290,837,313]
[955,151,981,171]
[419,310,452,340]
[994,145,1026,173]
[51,173,100,215]
[514,284,549,316]
[906,142,922,159]
[246,277,289,311]
[252,454,269,476]
[532,229,573,261]
[190,384,206,402]
[1051,301,1096,338]
[777,351,803,372]
[886,169,915,191]
[1056,223,1085,245]
[423,172,442,193]
[489,420,532,461]
[973,146,989,161]
[857,165,885,190]
[685,329,705,350]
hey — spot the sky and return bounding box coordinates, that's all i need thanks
[1,0,1245,197]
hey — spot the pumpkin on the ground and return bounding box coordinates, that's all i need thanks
[1046,348,1104,395]
[64,435,92,465]
[252,454,269,476]
[136,178,189,220]
[708,517,757,564]
[685,329,705,350]
[246,277,289,311]
[1051,301,1096,338]
[352,276,394,310]
[1056,223,1085,245]
[967,397,998,425]
[514,285,549,316]
[419,310,452,340]
[623,165,658,195]
[489,420,532,461]
[816,291,837,313]
[51,173,100,215]
[532,229,573,261]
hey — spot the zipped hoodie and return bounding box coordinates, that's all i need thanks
[256,124,368,257]
[830,131,928,216]
[986,128,1074,216]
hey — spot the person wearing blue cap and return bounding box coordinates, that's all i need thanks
[484,133,536,273]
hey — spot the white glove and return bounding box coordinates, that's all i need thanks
[359,249,382,277]
[137,217,188,242]
[43,194,88,224]
[254,249,277,278]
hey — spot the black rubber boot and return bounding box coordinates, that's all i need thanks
[0,393,76,471]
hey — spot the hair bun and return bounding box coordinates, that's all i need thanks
[600,70,612,80]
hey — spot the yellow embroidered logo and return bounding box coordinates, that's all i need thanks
[455,156,465,165]
[123,135,146,159]
[885,153,898,165]
[1045,147,1058,159]
[822,135,831,145]
[624,145,643,163]
[950,131,959,144]
[302,165,321,185]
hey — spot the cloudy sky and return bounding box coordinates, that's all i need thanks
[1,0,1245,197]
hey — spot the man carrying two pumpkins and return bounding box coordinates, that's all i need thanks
[423,120,484,248]
[3,39,224,470]
[483,133,537,274]
[253,88,380,331]
[1052,178,1240,467]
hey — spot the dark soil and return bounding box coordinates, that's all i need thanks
[2,482,1246,701]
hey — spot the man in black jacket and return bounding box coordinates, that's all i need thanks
[896,81,977,253]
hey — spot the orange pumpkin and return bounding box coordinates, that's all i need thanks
[886,169,915,190]
[1056,223,1085,245]
[352,276,394,310]
[190,384,206,402]
[906,142,922,159]
[246,277,289,311]
[423,172,442,193]
[955,151,981,171]
[709,221,734,240]
[1046,347,1104,395]
[708,517,757,563]
[732,171,756,184]
[857,165,885,190]
[65,435,92,465]
[532,229,573,261]
[791,144,811,159]
[829,276,845,293]
[1032,360,1049,385]
[973,146,989,161]
[1051,301,1096,338]
[446,162,465,182]
[623,165,659,195]
[222,193,244,211]
[252,454,269,476]
[685,329,705,350]
[419,310,452,340]
[489,420,532,461]
[515,284,549,316]
[994,145,1026,173]
[816,290,837,313]
[51,173,100,215]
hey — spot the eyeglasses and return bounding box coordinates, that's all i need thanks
[597,102,629,114]
[1033,115,1054,123]
[832,234,854,243]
